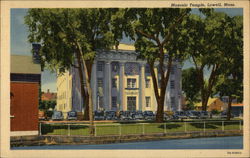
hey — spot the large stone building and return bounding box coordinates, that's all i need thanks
[56,44,182,118]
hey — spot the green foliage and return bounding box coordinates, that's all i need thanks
[182,67,201,103]
[215,15,243,102]
[112,8,191,122]
[39,100,56,111]
[25,8,116,74]
[184,9,243,110]
[211,109,220,115]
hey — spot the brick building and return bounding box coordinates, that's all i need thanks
[41,89,57,101]
[10,55,41,136]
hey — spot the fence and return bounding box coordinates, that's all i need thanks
[39,120,243,136]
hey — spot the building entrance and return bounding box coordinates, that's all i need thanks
[127,96,136,111]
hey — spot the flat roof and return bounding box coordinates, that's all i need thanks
[11,55,41,74]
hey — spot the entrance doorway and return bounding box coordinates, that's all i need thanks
[127,96,136,111]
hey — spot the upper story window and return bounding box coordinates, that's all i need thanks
[97,78,103,87]
[170,80,175,89]
[145,64,150,74]
[127,78,136,88]
[146,79,151,88]
[171,66,175,74]
[83,79,86,86]
[97,61,104,71]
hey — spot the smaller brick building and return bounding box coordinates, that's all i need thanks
[10,55,41,136]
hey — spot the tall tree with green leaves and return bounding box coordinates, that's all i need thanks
[185,10,236,111]
[112,8,191,122]
[25,8,117,135]
[182,67,201,109]
[215,15,243,120]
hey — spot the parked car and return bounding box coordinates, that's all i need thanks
[133,111,144,120]
[94,110,105,120]
[105,110,118,120]
[187,111,200,119]
[52,111,64,121]
[199,111,210,119]
[120,111,133,120]
[174,111,188,119]
[67,111,77,120]
[164,112,172,121]
[143,111,155,120]
[220,111,234,119]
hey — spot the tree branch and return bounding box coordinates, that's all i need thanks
[135,29,161,45]
[162,11,187,45]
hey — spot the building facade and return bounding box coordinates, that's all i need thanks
[56,44,182,117]
[10,55,41,136]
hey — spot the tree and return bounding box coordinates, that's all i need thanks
[185,10,234,111]
[25,9,117,135]
[182,67,201,109]
[215,15,243,120]
[112,8,191,122]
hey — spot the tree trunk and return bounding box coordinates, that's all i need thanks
[82,60,93,120]
[149,50,173,123]
[76,41,95,136]
[227,96,232,121]
[83,94,90,120]
[75,50,89,120]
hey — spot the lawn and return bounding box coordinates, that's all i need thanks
[41,120,243,136]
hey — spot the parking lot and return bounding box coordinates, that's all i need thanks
[42,110,242,122]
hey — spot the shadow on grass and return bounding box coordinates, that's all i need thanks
[158,124,182,129]
[190,123,218,129]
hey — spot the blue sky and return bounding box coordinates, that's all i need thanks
[11,8,243,92]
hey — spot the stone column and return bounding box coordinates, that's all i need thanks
[139,62,145,111]
[91,60,97,110]
[119,62,125,111]
[104,61,111,110]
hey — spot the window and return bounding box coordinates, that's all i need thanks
[145,65,150,73]
[112,97,117,108]
[127,97,136,111]
[171,97,175,106]
[127,78,136,88]
[99,96,104,108]
[112,78,117,88]
[171,66,175,74]
[146,79,151,88]
[112,62,119,72]
[97,61,104,71]
[170,80,175,89]
[83,79,86,86]
[146,97,151,107]
[97,78,103,87]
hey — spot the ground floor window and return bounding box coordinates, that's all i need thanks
[146,96,151,107]
[127,96,136,111]
[171,96,175,107]
[112,96,117,109]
